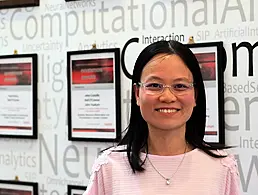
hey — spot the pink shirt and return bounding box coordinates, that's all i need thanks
[83,146,240,195]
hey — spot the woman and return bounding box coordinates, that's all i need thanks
[83,40,240,195]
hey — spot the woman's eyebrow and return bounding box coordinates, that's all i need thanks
[145,76,163,81]
[145,76,192,82]
[172,77,192,82]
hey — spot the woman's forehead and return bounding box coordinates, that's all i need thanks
[141,54,193,81]
[147,53,172,66]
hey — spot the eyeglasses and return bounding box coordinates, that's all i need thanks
[136,82,194,96]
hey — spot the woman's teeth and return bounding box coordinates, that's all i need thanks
[157,109,178,113]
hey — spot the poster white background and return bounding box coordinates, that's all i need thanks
[0,0,257,194]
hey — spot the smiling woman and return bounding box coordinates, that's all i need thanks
[134,54,196,149]
[83,40,240,195]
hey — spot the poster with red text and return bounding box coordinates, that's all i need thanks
[0,55,37,138]
[67,49,121,141]
[188,43,224,144]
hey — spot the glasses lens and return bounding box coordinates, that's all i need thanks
[144,83,163,94]
[171,83,193,95]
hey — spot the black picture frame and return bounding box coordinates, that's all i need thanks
[67,185,87,195]
[0,53,38,139]
[0,0,39,9]
[185,41,225,145]
[0,180,38,195]
[67,48,121,142]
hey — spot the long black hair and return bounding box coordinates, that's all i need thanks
[118,40,228,173]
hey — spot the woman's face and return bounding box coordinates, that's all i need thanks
[135,54,196,132]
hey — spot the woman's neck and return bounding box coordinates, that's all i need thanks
[147,126,191,156]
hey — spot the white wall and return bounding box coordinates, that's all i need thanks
[0,0,257,194]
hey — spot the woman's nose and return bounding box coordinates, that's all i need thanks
[158,87,177,102]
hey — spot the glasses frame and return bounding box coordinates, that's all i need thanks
[136,82,195,96]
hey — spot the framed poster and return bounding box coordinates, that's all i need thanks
[0,54,38,139]
[186,42,225,144]
[0,180,38,195]
[0,0,39,9]
[67,48,121,142]
[67,185,87,195]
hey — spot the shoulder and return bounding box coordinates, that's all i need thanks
[85,145,128,194]
[195,149,239,175]
[216,150,239,175]
[91,145,128,173]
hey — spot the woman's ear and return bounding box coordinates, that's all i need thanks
[134,84,140,106]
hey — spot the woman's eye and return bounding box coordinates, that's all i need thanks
[174,83,188,89]
[146,83,162,88]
